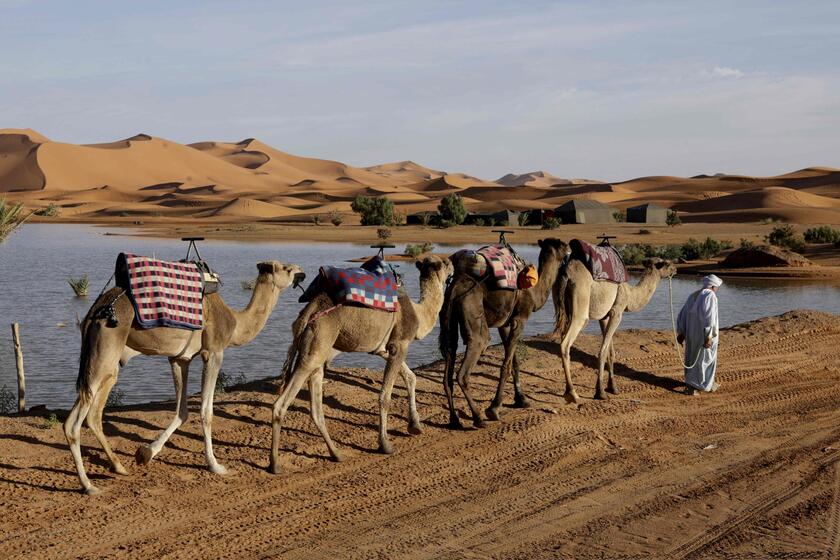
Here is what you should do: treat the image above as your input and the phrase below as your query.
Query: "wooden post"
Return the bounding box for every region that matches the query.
[11,323,24,413]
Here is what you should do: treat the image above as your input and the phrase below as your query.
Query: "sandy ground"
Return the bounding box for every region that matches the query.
[1,309,839,559]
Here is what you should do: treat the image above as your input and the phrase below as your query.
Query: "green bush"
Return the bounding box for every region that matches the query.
[329,211,343,226]
[35,203,59,217]
[0,197,29,243]
[541,217,561,230]
[404,242,435,258]
[666,209,681,227]
[473,218,487,227]
[517,213,530,226]
[438,194,467,225]
[804,225,840,244]
[106,388,125,408]
[612,211,625,223]
[311,215,321,226]
[739,238,755,249]
[215,371,248,394]
[680,237,732,260]
[351,196,395,226]
[0,385,15,415]
[377,227,392,241]
[617,244,648,265]
[638,229,651,235]
[67,274,89,297]
[766,225,805,253]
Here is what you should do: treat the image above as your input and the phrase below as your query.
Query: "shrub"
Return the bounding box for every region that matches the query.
[106,388,125,408]
[760,217,779,225]
[612,211,625,223]
[804,225,840,244]
[473,218,486,227]
[35,203,59,217]
[0,385,15,415]
[377,227,392,241]
[351,196,395,226]
[638,229,651,235]
[67,274,89,297]
[651,245,684,261]
[617,244,648,265]
[43,413,60,429]
[766,225,805,253]
[438,193,467,225]
[404,242,435,258]
[739,238,755,249]
[541,217,561,230]
[418,212,433,226]
[215,371,247,394]
[241,279,256,290]
[311,215,321,226]
[666,209,681,227]
[0,197,29,243]
[394,210,406,226]
[680,237,732,260]
[329,211,343,227]
[515,341,529,363]
[439,219,456,228]
[517,212,530,226]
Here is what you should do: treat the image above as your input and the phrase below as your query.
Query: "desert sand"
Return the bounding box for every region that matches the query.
[0,310,838,558]
[2,129,839,226]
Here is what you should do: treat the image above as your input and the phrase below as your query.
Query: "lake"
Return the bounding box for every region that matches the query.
[1,224,838,408]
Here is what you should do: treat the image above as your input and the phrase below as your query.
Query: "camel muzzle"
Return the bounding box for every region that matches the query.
[293,272,306,290]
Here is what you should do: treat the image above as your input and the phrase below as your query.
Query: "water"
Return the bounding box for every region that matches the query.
[1,224,838,409]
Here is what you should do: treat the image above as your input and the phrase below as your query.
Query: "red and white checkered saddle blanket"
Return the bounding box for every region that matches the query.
[452,244,525,290]
[115,253,204,330]
[569,239,628,284]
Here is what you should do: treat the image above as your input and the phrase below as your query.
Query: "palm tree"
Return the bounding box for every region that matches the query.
[0,198,30,243]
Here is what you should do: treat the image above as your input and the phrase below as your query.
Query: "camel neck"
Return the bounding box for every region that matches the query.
[230,276,279,346]
[624,269,661,313]
[412,275,445,339]
[527,252,561,311]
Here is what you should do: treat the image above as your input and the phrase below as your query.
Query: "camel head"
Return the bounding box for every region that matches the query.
[415,255,454,285]
[641,257,677,279]
[536,238,570,271]
[256,261,306,292]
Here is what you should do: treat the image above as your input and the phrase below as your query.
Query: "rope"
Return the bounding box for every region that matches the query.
[668,276,704,370]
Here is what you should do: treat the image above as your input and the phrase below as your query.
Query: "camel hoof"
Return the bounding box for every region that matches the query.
[330,452,345,463]
[513,396,532,409]
[268,461,282,475]
[112,463,129,476]
[209,464,229,476]
[594,392,609,401]
[135,445,154,466]
[563,392,580,405]
[378,441,395,455]
[408,422,424,435]
[84,486,103,496]
[473,418,486,429]
[447,418,464,430]
[607,386,618,395]
[485,407,501,421]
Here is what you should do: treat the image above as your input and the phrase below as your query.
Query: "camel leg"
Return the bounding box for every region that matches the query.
[607,335,618,394]
[444,349,461,429]
[136,358,190,466]
[85,367,128,475]
[457,313,490,428]
[511,352,530,408]
[270,362,317,474]
[399,362,423,435]
[308,366,342,461]
[199,350,227,475]
[595,313,622,400]
[65,396,97,494]
[487,323,523,421]
[378,344,408,455]
[560,314,587,405]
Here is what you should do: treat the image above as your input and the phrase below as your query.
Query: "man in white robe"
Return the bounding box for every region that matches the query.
[677,274,722,395]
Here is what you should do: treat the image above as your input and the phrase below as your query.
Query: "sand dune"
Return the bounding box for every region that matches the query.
[2,129,838,224]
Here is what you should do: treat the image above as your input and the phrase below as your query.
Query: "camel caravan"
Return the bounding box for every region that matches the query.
[65,234,675,494]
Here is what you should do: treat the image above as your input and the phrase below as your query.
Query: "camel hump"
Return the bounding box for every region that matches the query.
[391,290,419,342]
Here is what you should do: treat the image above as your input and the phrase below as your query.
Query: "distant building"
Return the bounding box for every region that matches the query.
[464,210,520,226]
[554,200,614,224]
[626,203,668,223]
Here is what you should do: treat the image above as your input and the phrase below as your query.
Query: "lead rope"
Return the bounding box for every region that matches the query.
[668,276,704,369]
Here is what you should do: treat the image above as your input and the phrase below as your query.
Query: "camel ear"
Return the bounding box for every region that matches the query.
[641,258,654,268]
[415,260,424,271]
[257,261,276,274]
[537,239,544,248]
[655,260,666,269]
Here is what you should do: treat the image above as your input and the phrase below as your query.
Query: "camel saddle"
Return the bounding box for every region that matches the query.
[452,244,529,290]
[114,253,220,330]
[568,239,628,284]
[298,255,399,312]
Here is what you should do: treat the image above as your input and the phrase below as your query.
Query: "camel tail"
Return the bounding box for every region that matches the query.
[76,288,122,402]
[552,264,570,339]
[438,282,460,382]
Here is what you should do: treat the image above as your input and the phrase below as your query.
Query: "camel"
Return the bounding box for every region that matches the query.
[65,260,304,494]
[552,256,677,403]
[438,238,569,428]
[269,255,453,474]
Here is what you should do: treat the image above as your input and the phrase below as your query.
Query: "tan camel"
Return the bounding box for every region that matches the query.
[438,238,568,428]
[65,260,304,494]
[553,256,676,403]
[269,256,453,474]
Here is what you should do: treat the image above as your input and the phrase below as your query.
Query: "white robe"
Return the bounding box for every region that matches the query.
[676,288,719,391]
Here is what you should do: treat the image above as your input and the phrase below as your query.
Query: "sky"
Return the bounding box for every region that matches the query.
[1,0,838,181]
